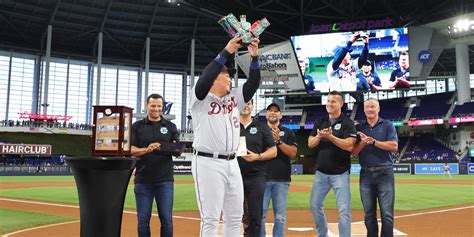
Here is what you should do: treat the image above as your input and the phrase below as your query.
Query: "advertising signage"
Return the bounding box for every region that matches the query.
[449,116,474,124]
[408,119,444,126]
[468,163,474,175]
[350,164,411,174]
[18,111,73,121]
[236,41,306,91]
[308,18,394,34]
[393,164,411,174]
[0,144,52,155]
[173,161,191,174]
[392,121,404,127]
[414,163,459,175]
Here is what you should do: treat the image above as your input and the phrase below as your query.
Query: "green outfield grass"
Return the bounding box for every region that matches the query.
[1,175,472,212]
[0,174,472,235]
[0,208,77,234]
[287,183,474,210]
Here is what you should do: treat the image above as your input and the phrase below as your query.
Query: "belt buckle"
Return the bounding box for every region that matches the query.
[226,154,234,160]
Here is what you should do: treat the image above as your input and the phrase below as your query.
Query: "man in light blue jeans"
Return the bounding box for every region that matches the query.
[310,171,351,237]
[261,181,290,236]
[261,102,298,237]
[308,91,357,237]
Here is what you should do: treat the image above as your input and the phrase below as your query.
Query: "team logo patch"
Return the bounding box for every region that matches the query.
[334,124,341,130]
[250,127,258,134]
[279,131,285,137]
[160,127,169,134]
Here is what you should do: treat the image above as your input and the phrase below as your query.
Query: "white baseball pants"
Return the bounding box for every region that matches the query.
[192,154,244,237]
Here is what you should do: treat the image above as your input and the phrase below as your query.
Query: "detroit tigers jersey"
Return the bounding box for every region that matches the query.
[327,58,359,92]
[190,85,246,154]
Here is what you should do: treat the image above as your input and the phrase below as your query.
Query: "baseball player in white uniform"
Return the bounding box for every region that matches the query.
[327,31,369,92]
[190,35,261,237]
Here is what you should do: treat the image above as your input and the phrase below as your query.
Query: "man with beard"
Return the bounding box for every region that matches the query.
[131,94,179,237]
[261,102,298,237]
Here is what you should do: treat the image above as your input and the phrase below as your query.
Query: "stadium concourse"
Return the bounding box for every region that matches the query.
[1,0,474,237]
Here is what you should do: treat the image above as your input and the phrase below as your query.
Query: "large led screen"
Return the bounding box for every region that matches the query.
[291,27,409,93]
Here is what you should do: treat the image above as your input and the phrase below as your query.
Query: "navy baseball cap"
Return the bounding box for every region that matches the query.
[221,65,236,77]
[362,60,372,66]
[266,102,281,111]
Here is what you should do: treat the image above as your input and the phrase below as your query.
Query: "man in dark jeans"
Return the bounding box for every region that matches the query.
[239,99,277,237]
[131,93,179,237]
[352,98,398,237]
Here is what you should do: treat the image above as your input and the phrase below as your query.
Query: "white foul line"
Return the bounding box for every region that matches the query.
[2,220,80,237]
[1,198,473,236]
[0,197,200,221]
[352,205,474,224]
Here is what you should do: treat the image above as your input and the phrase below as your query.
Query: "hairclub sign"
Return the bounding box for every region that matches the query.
[0,144,52,155]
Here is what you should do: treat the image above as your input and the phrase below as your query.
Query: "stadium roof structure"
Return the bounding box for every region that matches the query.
[0,0,473,73]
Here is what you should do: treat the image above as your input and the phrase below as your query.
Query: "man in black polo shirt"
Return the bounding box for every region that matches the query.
[131,94,179,237]
[239,99,277,237]
[308,90,356,237]
[352,98,398,237]
[261,102,298,237]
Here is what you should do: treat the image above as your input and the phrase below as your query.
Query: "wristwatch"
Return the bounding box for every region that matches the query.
[276,140,283,145]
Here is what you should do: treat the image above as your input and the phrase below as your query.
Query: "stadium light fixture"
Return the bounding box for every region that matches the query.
[448,18,474,39]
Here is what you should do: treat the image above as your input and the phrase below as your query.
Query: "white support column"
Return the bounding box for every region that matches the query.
[144,37,150,108]
[96,32,103,105]
[190,38,195,88]
[42,25,52,114]
[455,43,470,105]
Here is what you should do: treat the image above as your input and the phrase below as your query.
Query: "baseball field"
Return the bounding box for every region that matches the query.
[1,174,473,236]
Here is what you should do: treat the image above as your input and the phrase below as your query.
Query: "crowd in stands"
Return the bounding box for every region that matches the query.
[375,59,397,71]
[369,36,395,51]
[0,120,92,130]
[0,155,66,167]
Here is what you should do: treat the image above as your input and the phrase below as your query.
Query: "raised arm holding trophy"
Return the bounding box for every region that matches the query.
[218,13,270,45]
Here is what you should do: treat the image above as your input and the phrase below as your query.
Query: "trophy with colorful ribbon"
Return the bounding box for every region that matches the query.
[218,13,270,45]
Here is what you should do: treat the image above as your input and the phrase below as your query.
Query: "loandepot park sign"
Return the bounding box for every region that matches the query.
[0,144,52,155]
[308,18,394,33]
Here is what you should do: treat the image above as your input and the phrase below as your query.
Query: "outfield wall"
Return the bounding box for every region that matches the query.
[0,165,71,176]
[1,163,470,176]
[349,163,460,175]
